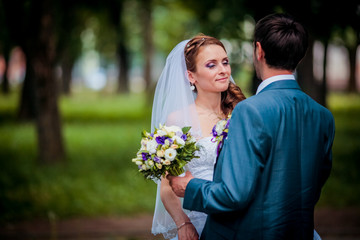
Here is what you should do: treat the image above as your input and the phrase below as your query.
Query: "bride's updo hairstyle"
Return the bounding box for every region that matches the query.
[184,34,246,116]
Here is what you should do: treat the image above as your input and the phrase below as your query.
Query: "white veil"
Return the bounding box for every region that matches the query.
[150,39,236,239]
[151,39,199,239]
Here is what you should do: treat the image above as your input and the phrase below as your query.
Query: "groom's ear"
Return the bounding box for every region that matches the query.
[255,42,264,61]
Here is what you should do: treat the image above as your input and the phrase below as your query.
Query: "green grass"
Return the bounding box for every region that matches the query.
[0,91,359,221]
[0,91,156,221]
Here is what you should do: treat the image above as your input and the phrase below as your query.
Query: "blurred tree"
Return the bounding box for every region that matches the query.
[0,0,37,119]
[212,0,360,105]
[139,0,154,92]
[27,0,65,163]
[346,28,360,93]
[107,0,130,93]
[56,2,83,95]
[1,0,65,163]
[0,1,12,95]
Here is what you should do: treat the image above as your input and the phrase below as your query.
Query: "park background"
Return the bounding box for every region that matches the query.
[0,0,359,239]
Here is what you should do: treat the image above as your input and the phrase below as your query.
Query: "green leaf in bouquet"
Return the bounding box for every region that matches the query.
[182,126,191,134]
[141,130,148,138]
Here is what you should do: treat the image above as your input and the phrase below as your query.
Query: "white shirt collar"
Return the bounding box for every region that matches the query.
[256,74,296,95]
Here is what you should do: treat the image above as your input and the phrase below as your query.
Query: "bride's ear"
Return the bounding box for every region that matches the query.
[187,70,196,84]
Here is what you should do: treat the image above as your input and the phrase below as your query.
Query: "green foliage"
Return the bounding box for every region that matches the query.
[316,93,360,208]
[0,92,155,221]
[0,92,359,221]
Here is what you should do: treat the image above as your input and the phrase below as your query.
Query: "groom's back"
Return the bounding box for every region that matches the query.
[233,83,334,239]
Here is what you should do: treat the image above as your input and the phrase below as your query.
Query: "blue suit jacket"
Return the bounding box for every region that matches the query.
[183,80,335,239]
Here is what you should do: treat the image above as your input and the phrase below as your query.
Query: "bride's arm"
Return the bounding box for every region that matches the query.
[160,176,199,240]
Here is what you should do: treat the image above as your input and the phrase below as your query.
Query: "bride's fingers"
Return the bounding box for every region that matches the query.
[184,171,193,177]
[166,174,173,181]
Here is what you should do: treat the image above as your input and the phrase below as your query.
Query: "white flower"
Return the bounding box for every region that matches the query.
[156,149,165,157]
[172,135,185,146]
[164,139,171,147]
[164,148,177,161]
[140,139,148,150]
[188,136,196,143]
[163,159,171,165]
[215,120,227,135]
[141,139,148,146]
[164,126,182,135]
[146,139,157,154]
[157,129,167,136]
[170,144,179,149]
[132,159,143,165]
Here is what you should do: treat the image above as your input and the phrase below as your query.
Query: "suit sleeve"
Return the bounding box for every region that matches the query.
[183,101,270,214]
[319,111,335,191]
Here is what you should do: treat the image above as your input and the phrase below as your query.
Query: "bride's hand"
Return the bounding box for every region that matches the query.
[177,222,199,240]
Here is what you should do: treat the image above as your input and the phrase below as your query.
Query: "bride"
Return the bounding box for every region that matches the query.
[150,34,245,239]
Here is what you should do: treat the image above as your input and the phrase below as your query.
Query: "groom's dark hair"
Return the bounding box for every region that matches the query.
[254,13,308,71]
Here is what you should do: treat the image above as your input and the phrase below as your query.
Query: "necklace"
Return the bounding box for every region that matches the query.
[196,104,224,120]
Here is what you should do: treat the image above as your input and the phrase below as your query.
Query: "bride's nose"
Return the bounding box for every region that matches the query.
[218,64,229,75]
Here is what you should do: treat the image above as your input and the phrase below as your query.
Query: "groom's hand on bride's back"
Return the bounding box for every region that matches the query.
[167,171,194,198]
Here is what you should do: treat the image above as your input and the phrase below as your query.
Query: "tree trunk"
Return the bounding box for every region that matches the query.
[297,37,326,106]
[117,43,129,93]
[320,41,328,108]
[347,44,357,93]
[18,56,37,121]
[30,1,65,164]
[141,0,153,91]
[117,0,129,94]
[61,50,74,95]
[1,50,10,94]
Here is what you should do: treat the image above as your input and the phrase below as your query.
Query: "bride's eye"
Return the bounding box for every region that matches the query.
[206,63,216,69]
[223,60,229,65]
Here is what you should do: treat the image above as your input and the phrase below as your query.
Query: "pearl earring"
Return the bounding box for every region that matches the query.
[190,84,195,91]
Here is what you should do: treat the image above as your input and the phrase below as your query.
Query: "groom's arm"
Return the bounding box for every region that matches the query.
[183,101,269,214]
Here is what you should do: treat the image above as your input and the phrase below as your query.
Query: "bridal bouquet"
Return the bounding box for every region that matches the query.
[212,113,232,156]
[132,125,199,181]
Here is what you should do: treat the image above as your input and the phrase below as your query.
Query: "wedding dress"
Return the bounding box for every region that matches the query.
[151,136,217,239]
[183,136,217,236]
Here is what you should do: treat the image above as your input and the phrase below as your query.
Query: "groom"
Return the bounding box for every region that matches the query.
[168,13,335,239]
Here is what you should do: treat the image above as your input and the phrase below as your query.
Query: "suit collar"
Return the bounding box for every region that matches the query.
[258,79,301,94]
[256,74,295,94]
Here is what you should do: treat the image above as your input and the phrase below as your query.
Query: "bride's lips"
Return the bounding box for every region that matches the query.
[216,77,229,82]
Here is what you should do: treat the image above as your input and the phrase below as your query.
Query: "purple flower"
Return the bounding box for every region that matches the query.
[156,136,166,145]
[142,152,149,161]
[154,156,161,163]
[225,119,230,128]
[212,125,217,137]
[156,136,173,145]
[181,134,187,141]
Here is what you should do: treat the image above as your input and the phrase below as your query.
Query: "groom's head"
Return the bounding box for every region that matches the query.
[254,13,308,72]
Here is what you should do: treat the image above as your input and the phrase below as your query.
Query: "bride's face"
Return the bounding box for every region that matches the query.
[188,44,231,94]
